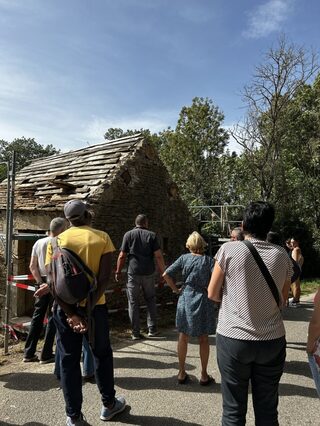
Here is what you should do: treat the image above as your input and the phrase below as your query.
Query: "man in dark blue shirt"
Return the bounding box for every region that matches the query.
[116,214,165,339]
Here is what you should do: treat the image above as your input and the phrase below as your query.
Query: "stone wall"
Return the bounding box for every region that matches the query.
[92,143,195,259]
[0,143,196,318]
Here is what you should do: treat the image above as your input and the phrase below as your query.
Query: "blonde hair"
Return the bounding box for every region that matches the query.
[186,231,207,254]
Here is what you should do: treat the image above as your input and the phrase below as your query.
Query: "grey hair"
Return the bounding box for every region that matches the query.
[49,217,68,234]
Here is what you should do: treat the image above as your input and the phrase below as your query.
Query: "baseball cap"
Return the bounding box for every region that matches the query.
[64,200,87,219]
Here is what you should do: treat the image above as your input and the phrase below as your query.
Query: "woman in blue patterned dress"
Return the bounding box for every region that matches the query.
[163,231,216,385]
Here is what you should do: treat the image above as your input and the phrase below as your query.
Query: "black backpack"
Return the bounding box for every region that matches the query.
[47,238,98,347]
[48,238,97,305]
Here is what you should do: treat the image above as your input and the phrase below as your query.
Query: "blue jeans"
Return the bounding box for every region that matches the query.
[308,354,320,397]
[54,335,95,379]
[126,273,157,335]
[53,304,116,418]
[217,333,286,426]
[24,293,56,360]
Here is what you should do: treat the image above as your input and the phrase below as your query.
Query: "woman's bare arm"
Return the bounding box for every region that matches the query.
[162,272,180,294]
[307,288,320,353]
[208,262,225,302]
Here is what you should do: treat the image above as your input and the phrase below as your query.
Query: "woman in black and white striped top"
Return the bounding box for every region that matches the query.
[208,201,292,426]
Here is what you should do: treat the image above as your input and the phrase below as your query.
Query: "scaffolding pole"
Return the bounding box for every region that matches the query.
[4,151,16,354]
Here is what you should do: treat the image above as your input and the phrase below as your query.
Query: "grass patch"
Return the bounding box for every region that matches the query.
[301,278,320,296]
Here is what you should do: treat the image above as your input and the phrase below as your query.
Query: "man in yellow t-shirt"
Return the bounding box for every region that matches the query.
[48,200,126,425]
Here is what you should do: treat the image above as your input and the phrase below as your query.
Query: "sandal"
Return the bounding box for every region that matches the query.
[178,373,190,384]
[199,375,216,386]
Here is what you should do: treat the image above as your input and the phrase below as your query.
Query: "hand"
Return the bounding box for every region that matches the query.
[159,276,166,285]
[115,272,121,282]
[34,283,50,298]
[306,340,317,355]
[66,314,88,333]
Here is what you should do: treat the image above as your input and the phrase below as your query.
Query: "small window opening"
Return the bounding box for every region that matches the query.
[121,170,131,185]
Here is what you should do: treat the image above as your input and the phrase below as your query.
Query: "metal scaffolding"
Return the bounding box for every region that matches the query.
[1,151,16,354]
[189,204,244,237]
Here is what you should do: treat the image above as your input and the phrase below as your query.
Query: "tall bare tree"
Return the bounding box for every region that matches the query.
[232,36,319,201]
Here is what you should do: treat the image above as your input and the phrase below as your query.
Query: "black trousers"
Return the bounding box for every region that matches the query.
[216,333,286,426]
[54,304,115,418]
[24,292,56,360]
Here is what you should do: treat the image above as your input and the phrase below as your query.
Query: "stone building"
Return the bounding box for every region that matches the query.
[0,134,195,317]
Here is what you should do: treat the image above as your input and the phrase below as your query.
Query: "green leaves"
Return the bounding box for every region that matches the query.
[0,137,60,181]
[159,97,229,205]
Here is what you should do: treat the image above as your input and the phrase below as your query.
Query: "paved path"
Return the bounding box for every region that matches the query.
[0,297,318,426]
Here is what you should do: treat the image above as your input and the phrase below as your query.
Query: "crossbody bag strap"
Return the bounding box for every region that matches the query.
[242,240,280,307]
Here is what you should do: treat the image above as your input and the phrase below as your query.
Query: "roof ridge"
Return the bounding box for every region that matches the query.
[73,133,144,153]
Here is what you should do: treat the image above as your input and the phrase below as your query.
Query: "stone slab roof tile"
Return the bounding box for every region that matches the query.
[0,134,145,211]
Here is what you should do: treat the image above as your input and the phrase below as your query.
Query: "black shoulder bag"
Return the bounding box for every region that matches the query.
[242,240,280,308]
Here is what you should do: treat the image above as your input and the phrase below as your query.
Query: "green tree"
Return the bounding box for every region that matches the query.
[159,97,229,205]
[104,127,161,149]
[0,137,60,181]
[283,75,320,229]
[104,128,126,140]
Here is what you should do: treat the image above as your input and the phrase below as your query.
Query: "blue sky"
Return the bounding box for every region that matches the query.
[0,0,319,151]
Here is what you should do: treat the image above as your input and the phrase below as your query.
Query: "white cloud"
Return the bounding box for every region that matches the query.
[243,0,293,39]
[85,112,176,145]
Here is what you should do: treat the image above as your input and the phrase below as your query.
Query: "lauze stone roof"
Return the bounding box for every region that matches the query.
[0,134,147,211]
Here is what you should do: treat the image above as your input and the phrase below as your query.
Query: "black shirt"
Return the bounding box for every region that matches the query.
[120,227,160,275]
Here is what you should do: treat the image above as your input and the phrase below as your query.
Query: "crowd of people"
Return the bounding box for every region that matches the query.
[24,199,318,425]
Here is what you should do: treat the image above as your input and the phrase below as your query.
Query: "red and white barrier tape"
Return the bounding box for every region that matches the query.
[1,323,19,341]
[2,298,175,341]
[10,281,172,294]
[11,282,37,292]
[8,274,34,281]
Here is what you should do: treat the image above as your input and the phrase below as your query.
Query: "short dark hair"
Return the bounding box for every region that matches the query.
[135,214,148,227]
[266,231,282,246]
[242,201,275,240]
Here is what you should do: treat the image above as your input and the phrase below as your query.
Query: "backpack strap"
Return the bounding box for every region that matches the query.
[242,240,280,307]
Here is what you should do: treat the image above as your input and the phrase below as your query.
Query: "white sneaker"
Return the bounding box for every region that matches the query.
[66,413,88,425]
[148,330,160,337]
[100,396,126,421]
[288,300,301,308]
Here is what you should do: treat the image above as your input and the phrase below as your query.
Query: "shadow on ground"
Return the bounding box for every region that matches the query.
[0,423,48,426]
[115,375,219,394]
[282,303,313,323]
[112,405,203,426]
[286,341,307,351]
[284,360,313,378]
[279,382,318,398]
[0,372,59,391]
[114,356,195,371]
